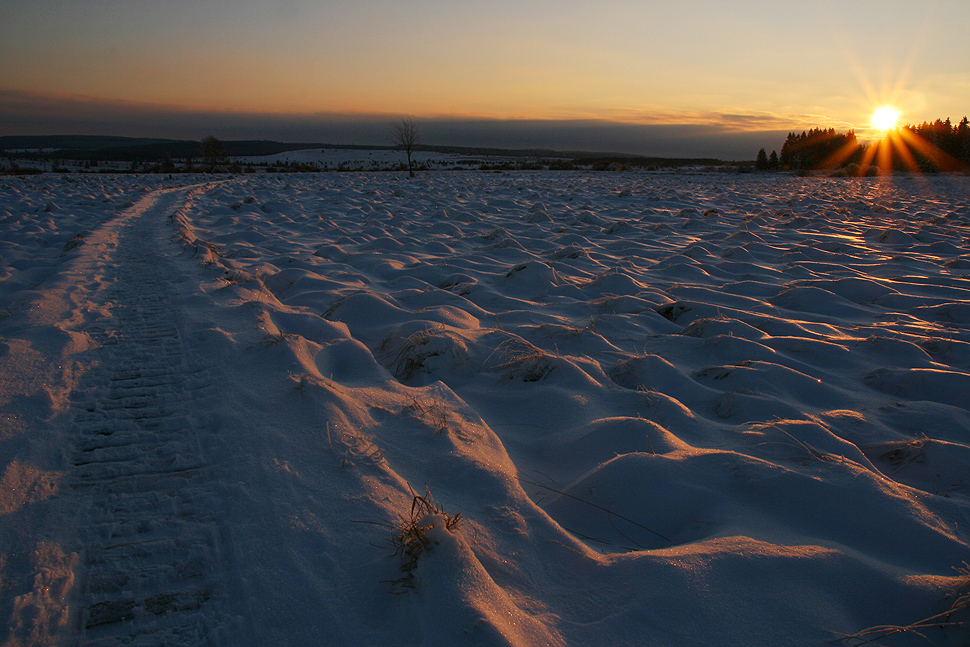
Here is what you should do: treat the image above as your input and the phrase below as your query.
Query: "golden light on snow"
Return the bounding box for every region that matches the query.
[871,106,901,132]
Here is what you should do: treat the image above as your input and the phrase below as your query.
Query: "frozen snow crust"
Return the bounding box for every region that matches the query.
[2,171,969,645]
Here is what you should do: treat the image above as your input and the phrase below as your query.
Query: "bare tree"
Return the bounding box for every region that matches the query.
[391,118,420,178]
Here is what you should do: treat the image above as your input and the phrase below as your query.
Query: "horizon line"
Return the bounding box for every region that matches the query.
[0,88,909,160]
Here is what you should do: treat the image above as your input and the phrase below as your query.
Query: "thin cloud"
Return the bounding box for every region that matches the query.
[596,106,856,133]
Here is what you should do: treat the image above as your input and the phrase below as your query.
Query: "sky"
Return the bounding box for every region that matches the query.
[1,0,968,159]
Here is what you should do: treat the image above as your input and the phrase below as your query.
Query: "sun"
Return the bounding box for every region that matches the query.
[871,106,901,132]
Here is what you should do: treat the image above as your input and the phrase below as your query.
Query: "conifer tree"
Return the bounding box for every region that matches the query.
[756,148,769,170]
[957,117,970,165]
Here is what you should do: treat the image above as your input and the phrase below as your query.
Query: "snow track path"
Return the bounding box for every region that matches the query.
[65,187,236,646]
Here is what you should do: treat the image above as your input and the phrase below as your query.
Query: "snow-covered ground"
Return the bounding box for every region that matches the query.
[231,147,521,170]
[2,171,969,646]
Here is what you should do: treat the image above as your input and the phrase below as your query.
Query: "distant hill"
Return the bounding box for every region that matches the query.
[0,135,178,151]
[1,135,730,168]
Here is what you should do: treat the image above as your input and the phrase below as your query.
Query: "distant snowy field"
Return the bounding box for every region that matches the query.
[232,147,522,170]
[2,171,969,646]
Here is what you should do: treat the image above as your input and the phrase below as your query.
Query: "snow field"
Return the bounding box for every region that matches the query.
[171,171,970,645]
[1,170,969,646]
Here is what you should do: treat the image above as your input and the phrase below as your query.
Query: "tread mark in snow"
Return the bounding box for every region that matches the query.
[66,189,233,646]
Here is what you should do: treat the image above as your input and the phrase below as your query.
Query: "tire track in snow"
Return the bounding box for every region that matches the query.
[65,187,235,646]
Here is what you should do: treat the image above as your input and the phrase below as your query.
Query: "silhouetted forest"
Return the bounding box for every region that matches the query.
[900,118,970,171]
[781,128,862,170]
[757,117,970,173]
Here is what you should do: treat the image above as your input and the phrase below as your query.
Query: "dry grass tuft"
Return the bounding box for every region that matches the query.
[253,331,296,348]
[392,487,462,574]
[490,338,554,382]
[385,329,436,382]
[402,395,451,436]
[222,270,254,286]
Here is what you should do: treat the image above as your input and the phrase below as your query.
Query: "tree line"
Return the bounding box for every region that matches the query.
[902,118,970,171]
[756,117,970,173]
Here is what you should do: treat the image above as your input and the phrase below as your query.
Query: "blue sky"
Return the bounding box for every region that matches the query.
[2,0,968,158]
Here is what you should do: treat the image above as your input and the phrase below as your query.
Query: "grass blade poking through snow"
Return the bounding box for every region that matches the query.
[837,563,970,645]
[515,475,674,546]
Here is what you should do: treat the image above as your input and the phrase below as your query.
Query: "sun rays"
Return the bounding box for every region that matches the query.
[788,114,968,178]
[823,31,970,176]
[791,52,968,177]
